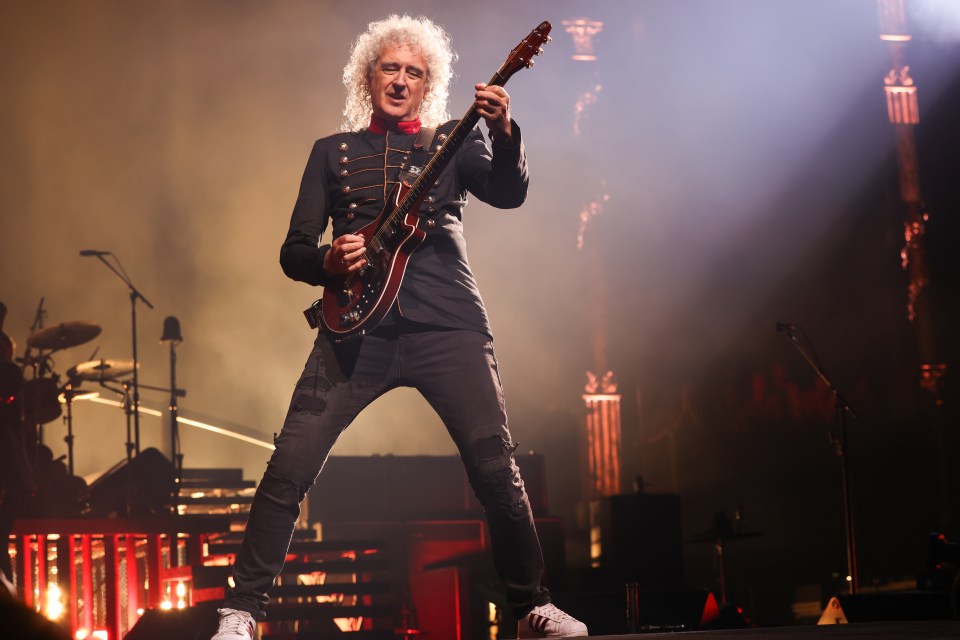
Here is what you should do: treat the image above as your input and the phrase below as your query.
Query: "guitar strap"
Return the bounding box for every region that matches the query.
[397,126,437,185]
[414,125,437,151]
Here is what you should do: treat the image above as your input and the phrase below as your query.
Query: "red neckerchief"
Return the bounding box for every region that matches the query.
[368,114,422,135]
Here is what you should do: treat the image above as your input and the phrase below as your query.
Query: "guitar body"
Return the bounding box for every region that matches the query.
[319,182,426,338]
[315,20,551,340]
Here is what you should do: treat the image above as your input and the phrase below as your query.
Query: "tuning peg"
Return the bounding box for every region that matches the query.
[526,60,535,69]
[536,48,544,56]
[546,36,553,43]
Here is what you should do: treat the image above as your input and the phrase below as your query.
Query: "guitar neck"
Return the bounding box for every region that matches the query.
[420,67,515,178]
[388,68,515,222]
[377,20,551,239]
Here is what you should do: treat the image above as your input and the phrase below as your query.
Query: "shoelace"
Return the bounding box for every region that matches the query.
[533,604,571,622]
[218,611,253,635]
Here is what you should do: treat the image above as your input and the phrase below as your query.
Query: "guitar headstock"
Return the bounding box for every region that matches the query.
[497,21,552,81]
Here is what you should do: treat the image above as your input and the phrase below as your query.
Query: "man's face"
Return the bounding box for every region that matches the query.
[369,44,427,123]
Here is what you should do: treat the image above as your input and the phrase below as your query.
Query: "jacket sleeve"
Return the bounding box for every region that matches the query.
[279,140,333,286]
[456,120,529,209]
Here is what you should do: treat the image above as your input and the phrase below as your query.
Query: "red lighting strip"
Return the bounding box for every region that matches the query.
[584,393,622,496]
[82,535,94,635]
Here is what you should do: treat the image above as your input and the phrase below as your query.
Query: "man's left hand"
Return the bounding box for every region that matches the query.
[474,83,512,143]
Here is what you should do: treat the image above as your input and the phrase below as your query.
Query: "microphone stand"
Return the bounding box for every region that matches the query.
[87,253,153,457]
[168,344,183,491]
[159,316,185,505]
[99,380,136,464]
[779,324,859,594]
[98,378,136,515]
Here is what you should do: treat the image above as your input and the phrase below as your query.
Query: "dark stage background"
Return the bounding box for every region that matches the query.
[2,0,959,626]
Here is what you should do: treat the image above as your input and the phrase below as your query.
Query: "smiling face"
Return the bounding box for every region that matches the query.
[369,44,427,124]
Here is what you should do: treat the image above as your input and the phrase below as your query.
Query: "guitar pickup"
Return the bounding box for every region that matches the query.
[340,309,361,326]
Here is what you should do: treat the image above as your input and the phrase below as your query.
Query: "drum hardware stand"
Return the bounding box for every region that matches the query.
[101,373,185,510]
[687,509,762,605]
[711,508,760,604]
[23,297,47,449]
[778,322,860,594]
[56,378,100,477]
[98,378,139,516]
[60,382,78,476]
[83,251,154,456]
[101,380,138,464]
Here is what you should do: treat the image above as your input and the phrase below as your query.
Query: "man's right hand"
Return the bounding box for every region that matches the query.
[324,233,368,274]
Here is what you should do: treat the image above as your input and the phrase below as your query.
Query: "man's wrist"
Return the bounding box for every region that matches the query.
[490,119,520,148]
[319,244,333,272]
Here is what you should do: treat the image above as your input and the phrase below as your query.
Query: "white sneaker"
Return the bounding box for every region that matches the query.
[519,603,588,638]
[212,608,256,640]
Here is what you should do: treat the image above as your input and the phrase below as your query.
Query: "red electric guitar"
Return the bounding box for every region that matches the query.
[316,21,552,340]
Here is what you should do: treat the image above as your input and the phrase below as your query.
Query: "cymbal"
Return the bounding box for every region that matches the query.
[27,322,102,351]
[68,358,136,382]
[58,387,100,402]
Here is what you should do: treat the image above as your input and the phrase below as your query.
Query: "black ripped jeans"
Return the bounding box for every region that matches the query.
[224,322,550,619]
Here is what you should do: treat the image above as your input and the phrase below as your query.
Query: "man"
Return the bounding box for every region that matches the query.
[213,15,587,639]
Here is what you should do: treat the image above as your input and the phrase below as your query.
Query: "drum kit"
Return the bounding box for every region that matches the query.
[21,319,138,477]
[1,252,189,519]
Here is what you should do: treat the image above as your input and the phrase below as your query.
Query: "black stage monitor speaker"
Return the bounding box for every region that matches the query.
[0,596,72,640]
[819,591,954,624]
[87,447,176,517]
[593,492,684,589]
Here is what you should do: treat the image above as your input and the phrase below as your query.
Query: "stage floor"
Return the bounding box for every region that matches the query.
[591,621,960,640]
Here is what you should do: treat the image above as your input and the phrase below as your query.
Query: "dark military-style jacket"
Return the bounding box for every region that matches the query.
[279,120,528,337]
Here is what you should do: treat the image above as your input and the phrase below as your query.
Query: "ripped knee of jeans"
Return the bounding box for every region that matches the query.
[260,469,311,507]
[293,375,330,415]
[468,435,530,518]
[292,374,330,415]
[293,393,326,415]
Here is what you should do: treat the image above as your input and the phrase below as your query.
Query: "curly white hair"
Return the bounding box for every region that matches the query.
[341,15,457,131]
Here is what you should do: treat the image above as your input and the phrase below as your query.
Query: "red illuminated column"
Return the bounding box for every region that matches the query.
[584,373,622,497]
[81,535,94,636]
[878,0,937,372]
[878,0,950,526]
[580,193,621,498]
[566,17,623,499]
[562,18,603,62]
[563,18,604,136]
